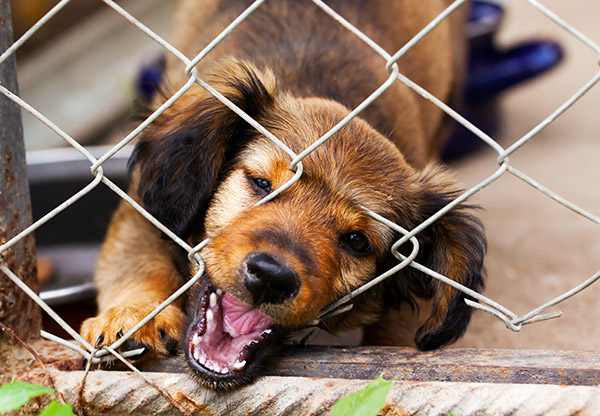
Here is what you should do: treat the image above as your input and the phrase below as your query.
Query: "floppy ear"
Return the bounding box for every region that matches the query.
[396,164,486,350]
[129,60,277,239]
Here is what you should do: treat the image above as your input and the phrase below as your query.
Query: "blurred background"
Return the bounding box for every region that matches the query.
[452,0,600,351]
[9,0,600,351]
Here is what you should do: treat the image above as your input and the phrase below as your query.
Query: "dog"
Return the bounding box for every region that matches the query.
[80,0,485,390]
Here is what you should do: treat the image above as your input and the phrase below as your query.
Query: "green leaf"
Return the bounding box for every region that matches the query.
[39,400,76,416]
[0,381,54,412]
[331,375,395,416]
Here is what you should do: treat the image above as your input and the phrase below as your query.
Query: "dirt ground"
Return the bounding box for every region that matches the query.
[452,0,600,351]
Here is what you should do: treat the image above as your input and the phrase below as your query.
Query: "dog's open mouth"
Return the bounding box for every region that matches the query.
[184,282,282,387]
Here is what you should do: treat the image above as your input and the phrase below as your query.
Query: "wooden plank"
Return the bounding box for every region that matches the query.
[139,345,600,386]
[0,0,40,342]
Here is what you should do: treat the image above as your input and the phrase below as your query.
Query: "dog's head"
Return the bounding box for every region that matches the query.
[131,60,485,389]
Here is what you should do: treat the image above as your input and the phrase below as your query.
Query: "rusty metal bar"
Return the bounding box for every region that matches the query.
[11,342,600,415]
[20,366,600,416]
[0,0,40,342]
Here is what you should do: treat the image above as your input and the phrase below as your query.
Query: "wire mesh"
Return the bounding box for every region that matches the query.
[1,0,599,385]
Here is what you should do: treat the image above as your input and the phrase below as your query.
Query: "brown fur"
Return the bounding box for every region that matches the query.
[80,0,484,389]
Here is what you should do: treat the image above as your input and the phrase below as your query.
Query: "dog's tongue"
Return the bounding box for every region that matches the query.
[189,290,276,375]
[222,293,273,336]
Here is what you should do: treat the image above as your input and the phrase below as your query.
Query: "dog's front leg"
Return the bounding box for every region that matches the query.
[80,198,186,360]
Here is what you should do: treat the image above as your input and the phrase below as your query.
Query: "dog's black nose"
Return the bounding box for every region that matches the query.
[244,252,300,304]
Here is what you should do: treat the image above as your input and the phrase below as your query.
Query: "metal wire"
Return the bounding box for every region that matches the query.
[1,0,599,393]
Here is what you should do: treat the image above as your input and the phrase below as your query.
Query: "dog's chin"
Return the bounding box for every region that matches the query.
[183,280,285,390]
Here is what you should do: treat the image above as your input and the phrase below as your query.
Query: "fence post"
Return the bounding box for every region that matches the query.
[0,0,41,343]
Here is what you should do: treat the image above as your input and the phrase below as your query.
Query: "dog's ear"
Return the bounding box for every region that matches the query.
[130,60,277,239]
[389,164,486,350]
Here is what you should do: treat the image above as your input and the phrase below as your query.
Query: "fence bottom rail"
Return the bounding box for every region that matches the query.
[7,341,600,415]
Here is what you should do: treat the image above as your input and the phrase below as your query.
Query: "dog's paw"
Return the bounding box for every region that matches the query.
[80,302,184,361]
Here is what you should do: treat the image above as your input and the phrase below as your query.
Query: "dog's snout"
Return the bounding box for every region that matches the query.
[244,252,300,304]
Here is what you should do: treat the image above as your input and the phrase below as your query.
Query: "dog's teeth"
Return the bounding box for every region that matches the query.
[199,355,206,366]
[233,360,246,371]
[192,333,201,346]
[216,289,223,296]
[224,324,239,338]
[193,350,199,361]
[220,367,229,374]
[261,329,271,337]
[206,309,214,322]
[210,292,217,308]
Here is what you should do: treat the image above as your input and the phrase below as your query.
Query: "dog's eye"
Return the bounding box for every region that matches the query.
[341,232,373,256]
[254,178,271,190]
[250,177,273,195]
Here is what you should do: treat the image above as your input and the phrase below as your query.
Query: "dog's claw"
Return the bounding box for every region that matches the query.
[164,336,178,355]
[95,334,104,348]
[158,328,177,354]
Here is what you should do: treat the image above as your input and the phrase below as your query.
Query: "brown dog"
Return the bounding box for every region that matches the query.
[80,0,484,390]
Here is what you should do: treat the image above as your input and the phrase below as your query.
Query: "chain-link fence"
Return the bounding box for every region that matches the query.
[1,0,599,404]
